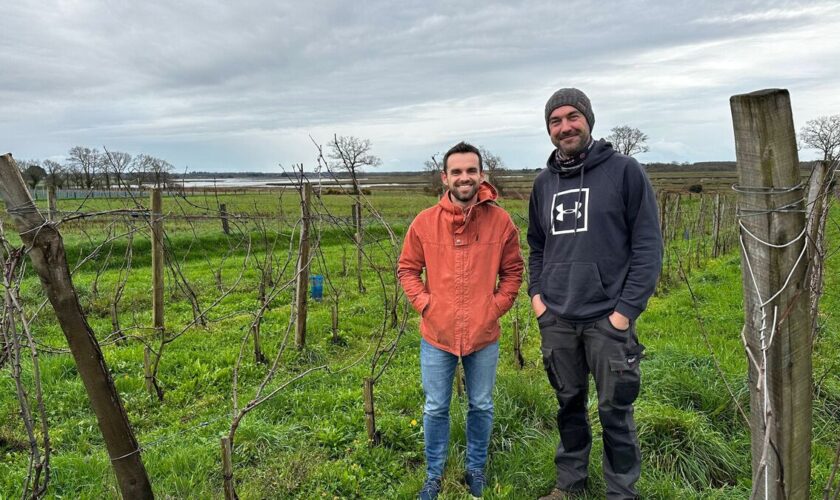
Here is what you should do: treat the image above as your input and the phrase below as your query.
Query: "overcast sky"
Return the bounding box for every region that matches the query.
[3,0,839,172]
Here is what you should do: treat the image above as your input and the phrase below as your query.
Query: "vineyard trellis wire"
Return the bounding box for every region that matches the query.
[3,147,839,497]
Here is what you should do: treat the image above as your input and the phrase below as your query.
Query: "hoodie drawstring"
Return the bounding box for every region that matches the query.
[574,163,585,235]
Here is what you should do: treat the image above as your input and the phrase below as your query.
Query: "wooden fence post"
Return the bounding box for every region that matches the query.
[294,182,312,349]
[0,154,153,499]
[221,436,238,499]
[220,203,230,235]
[48,185,57,221]
[331,298,340,343]
[152,189,164,335]
[730,89,811,500]
[363,377,381,445]
[659,192,669,245]
[147,189,165,400]
[671,194,681,243]
[252,273,267,364]
[805,160,834,343]
[354,202,365,293]
[513,310,524,369]
[712,193,722,258]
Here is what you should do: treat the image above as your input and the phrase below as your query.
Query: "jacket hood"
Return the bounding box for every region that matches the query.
[438,180,498,214]
[547,138,616,177]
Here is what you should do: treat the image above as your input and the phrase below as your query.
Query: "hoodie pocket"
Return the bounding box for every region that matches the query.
[542,262,610,312]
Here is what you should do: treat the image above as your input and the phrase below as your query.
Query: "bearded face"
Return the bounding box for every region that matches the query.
[548,105,591,157]
[441,152,484,207]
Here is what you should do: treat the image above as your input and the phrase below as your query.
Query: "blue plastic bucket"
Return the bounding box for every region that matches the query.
[310,274,324,301]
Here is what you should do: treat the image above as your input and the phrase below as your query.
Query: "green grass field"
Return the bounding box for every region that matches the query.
[1,189,838,499]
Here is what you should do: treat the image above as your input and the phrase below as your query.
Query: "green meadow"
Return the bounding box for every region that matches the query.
[1,189,838,499]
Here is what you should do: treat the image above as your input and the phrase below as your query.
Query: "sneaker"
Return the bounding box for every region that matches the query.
[464,469,487,497]
[418,476,442,500]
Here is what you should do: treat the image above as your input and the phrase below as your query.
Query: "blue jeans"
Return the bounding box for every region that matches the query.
[420,338,499,479]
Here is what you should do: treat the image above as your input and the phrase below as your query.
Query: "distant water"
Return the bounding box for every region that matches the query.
[178,177,304,187]
[177,177,407,188]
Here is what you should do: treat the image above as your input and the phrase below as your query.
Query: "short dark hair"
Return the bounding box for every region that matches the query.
[442,141,483,173]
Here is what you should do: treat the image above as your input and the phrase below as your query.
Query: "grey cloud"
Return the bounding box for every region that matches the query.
[2,0,839,169]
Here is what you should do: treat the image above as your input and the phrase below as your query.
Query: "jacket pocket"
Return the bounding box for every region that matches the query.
[541,262,609,312]
[422,294,442,343]
[491,293,504,319]
[477,293,501,342]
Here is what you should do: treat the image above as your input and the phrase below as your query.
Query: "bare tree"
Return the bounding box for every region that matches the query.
[103,150,133,188]
[66,146,101,189]
[607,125,650,157]
[799,114,840,162]
[99,156,112,190]
[479,146,506,195]
[133,154,173,188]
[64,161,83,188]
[149,156,174,188]
[422,153,444,196]
[43,160,65,188]
[328,135,381,197]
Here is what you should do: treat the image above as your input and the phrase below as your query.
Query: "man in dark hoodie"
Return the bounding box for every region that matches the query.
[528,88,662,500]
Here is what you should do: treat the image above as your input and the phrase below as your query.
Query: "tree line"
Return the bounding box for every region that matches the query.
[15,147,176,190]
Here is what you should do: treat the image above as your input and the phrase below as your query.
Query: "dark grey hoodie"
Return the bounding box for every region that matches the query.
[527,139,662,322]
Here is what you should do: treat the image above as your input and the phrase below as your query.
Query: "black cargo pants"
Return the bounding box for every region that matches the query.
[539,312,644,500]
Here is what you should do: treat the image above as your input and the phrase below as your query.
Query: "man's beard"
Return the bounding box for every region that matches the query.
[450,182,479,202]
[552,130,590,157]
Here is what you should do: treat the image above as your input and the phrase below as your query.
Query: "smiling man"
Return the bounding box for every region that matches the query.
[528,89,662,500]
[398,141,523,499]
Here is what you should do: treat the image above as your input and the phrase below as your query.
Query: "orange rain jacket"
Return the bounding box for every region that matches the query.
[398,182,524,356]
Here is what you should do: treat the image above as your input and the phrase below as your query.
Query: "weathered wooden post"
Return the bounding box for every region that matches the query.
[48,185,57,221]
[331,297,340,343]
[145,188,165,400]
[658,192,669,245]
[151,189,164,334]
[363,377,381,445]
[354,202,365,293]
[221,436,237,499]
[730,89,811,500]
[0,154,154,499]
[805,159,834,342]
[220,203,230,235]
[143,346,154,395]
[512,309,524,369]
[252,272,267,364]
[712,193,722,258]
[671,194,681,243]
[294,182,312,349]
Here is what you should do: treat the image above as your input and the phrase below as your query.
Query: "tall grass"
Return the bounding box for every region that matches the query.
[0,191,838,498]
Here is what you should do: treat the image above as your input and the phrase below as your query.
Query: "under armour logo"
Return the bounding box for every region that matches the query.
[555,202,583,222]
[551,188,589,235]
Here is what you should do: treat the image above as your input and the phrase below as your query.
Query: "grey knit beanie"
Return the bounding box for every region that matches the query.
[544,88,594,131]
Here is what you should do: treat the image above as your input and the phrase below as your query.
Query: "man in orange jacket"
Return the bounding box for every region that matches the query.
[398,141,524,499]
